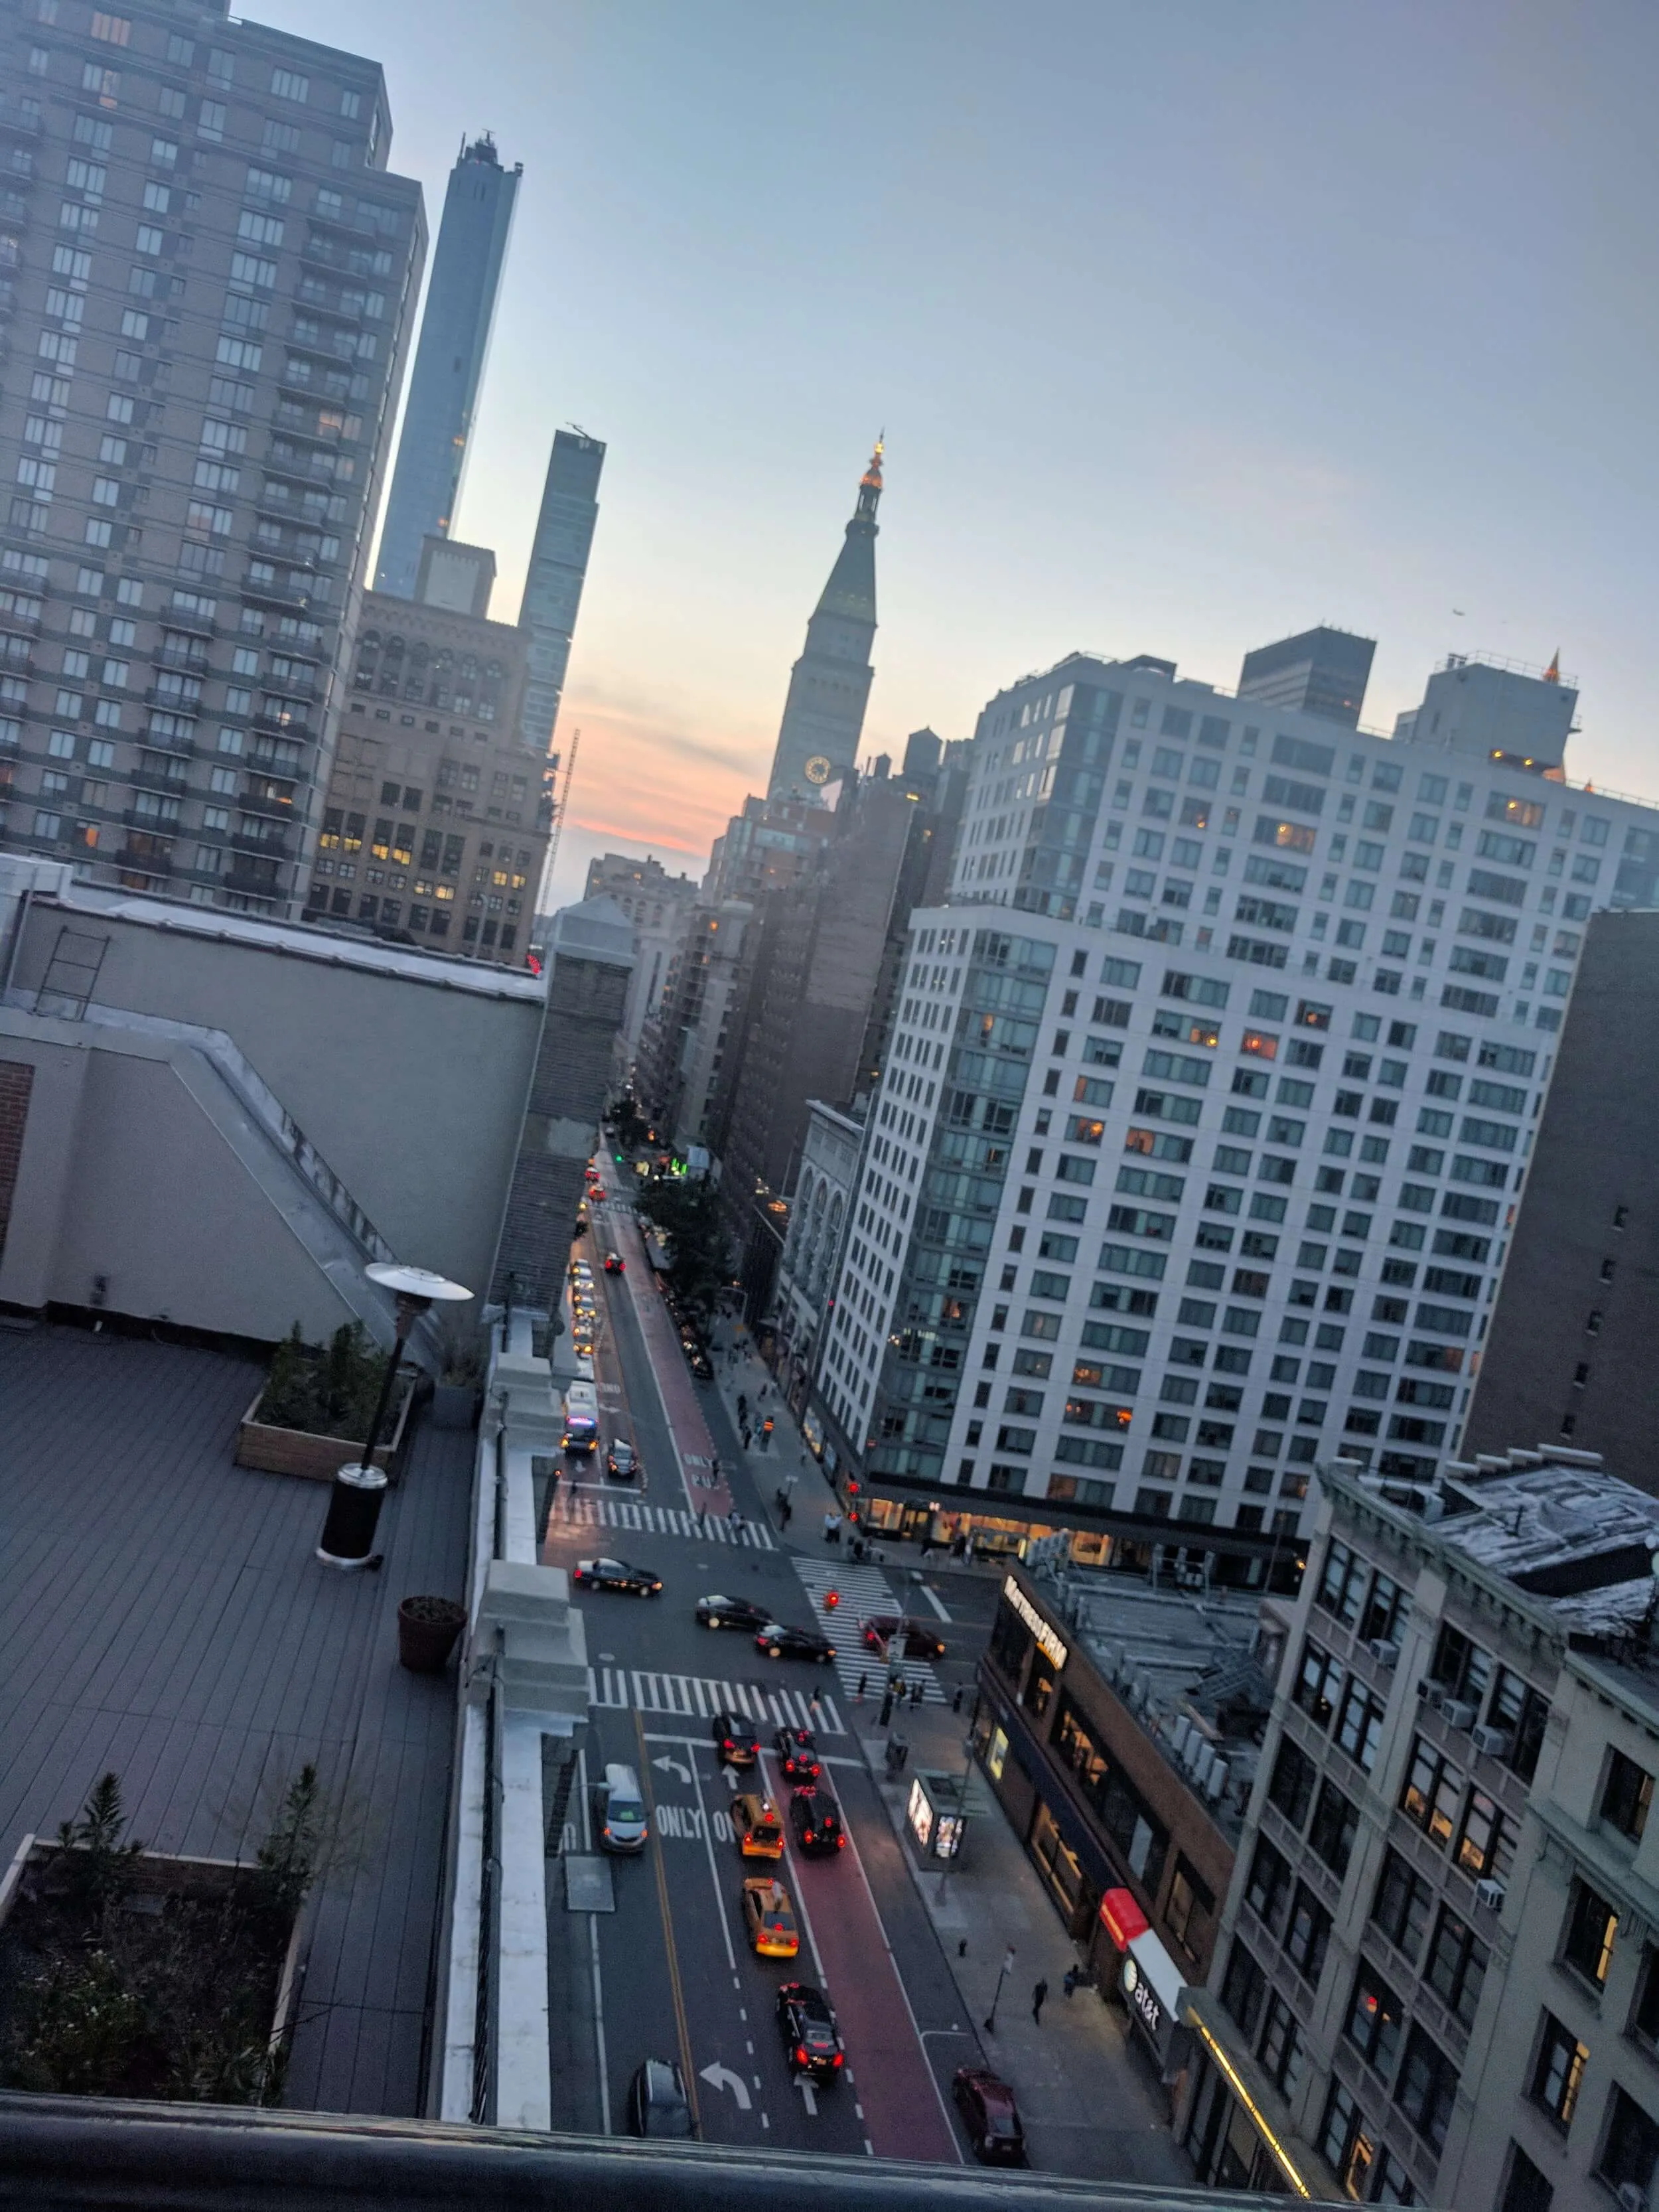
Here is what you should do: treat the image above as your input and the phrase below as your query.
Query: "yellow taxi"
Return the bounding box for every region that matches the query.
[731,1794,785,1860]
[741,1877,800,1959]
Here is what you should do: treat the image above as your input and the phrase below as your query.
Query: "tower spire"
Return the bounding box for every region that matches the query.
[764,443,883,801]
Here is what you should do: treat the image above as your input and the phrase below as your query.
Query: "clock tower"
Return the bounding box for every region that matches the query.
[766,443,883,803]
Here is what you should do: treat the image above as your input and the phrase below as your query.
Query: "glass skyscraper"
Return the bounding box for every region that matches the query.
[373,133,518,601]
[517,426,603,758]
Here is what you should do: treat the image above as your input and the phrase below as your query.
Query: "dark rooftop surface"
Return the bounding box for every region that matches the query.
[0,1325,473,2116]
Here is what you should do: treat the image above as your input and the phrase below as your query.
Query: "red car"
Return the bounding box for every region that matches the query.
[953,2067,1027,2165]
[861,1614,947,1661]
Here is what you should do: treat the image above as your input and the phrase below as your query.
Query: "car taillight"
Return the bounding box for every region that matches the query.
[836,1834,846,1848]
[796,2046,808,2065]
[723,1737,733,1747]
[833,2052,843,2066]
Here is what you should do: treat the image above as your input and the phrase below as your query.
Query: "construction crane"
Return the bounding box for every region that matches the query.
[542,725,581,895]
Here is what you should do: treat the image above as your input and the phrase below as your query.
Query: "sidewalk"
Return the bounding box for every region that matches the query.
[851,1696,1191,2186]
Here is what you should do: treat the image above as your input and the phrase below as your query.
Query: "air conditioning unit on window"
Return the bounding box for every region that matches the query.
[1366,1639,1400,1667]
[1416,1678,1445,1708]
[1440,1698,1479,1730]
[1471,1722,1513,1759]
[1475,1878,1506,1913]
[1617,2183,1649,2212]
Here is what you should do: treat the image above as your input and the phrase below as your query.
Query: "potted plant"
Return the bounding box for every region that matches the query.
[397,1595,467,1674]
[236,1321,414,1483]
[431,1317,486,1430]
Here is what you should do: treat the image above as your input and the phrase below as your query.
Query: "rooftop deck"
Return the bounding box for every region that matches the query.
[0,1324,473,2116]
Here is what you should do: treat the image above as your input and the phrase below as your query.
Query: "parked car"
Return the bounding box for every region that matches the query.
[573,1558,663,1596]
[626,2057,695,2139]
[731,1793,785,1859]
[594,1762,648,1854]
[953,2067,1027,2165]
[788,1782,845,1857]
[606,1439,640,1481]
[695,1595,772,1633]
[861,1614,947,1660]
[682,1339,714,1381]
[711,1710,760,1767]
[774,1725,820,1781]
[776,1983,844,2081]
[741,1877,799,1958]
[754,1622,836,1663]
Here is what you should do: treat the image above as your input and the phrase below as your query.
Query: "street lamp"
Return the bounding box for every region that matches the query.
[316,1262,473,1572]
[983,1944,1016,2034]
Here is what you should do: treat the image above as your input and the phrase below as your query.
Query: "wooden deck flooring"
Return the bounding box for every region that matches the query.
[0,1325,474,2116]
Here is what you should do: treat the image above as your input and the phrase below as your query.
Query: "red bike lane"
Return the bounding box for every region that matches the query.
[595,1171,733,1519]
[764,1751,962,2166]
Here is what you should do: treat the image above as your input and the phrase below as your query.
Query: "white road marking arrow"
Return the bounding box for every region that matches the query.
[699,2062,752,2110]
[652,1753,693,1784]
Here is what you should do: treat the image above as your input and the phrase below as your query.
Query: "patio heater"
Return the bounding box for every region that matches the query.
[316,1262,472,1572]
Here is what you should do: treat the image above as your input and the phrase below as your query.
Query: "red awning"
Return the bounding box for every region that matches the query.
[1100,1887,1149,1951]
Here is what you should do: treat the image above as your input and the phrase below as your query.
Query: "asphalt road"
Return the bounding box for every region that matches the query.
[541,1192,993,2163]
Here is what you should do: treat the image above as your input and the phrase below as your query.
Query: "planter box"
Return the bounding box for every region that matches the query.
[0,1836,303,2095]
[234,1376,413,1484]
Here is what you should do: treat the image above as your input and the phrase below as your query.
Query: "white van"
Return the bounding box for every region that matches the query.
[596,1761,648,1854]
[563,1378,599,1453]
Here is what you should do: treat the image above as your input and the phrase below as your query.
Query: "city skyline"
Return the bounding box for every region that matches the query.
[257,0,1659,907]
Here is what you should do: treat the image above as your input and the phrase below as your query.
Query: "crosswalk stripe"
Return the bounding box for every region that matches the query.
[790,1557,948,1705]
[586,1665,845,1735]
[546,1492,774,1550]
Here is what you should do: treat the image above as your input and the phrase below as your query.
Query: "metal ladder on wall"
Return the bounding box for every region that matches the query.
[32,926,109,1019]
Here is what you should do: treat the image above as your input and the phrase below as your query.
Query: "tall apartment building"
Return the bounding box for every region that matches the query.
[637,794,837,1152]
[0,0,425,917]
[1183,1447,1659,2211]
[581,849,698,1067]
[812,639,1659,1564]
[372,133,518,600]
[717,737,966,1197]
[303,533,545,962]
[517,425,603,763]
[1463,908,1659,1491]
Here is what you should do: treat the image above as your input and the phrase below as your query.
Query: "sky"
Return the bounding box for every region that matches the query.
[263,0,1659,907]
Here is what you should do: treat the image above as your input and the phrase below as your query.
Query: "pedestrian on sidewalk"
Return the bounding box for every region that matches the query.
[740,1424,752,1449]
[952,1685,965,1713]
[909,1677,924,1710]
[737,1394,748,1421]
[1032,1978,1048,2025]
[780,1499,792,1528]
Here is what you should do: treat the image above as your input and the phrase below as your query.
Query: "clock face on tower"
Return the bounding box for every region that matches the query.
[804,755,834,786]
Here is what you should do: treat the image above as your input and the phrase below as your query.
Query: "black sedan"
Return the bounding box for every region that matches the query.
[626,2057,696,2139]
[755,1622,836,1663]
[711,1710,760,1767]
[776,1982,843,2082]
[573,1557,663,1596]
[774,1725,820,1782]
[682,1339,715,1380]
[788,1782,845,1857]
[695,1594,772,1633]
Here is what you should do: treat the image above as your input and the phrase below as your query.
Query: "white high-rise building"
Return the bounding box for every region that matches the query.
[812,640,1659,1569]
